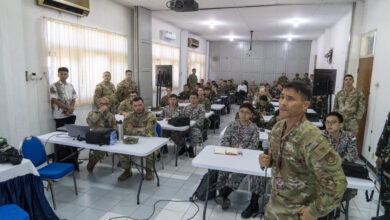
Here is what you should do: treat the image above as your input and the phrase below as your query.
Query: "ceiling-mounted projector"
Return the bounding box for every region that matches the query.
[166,0,199,12]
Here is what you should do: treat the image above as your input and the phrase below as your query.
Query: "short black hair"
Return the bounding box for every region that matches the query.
[284,81,312,101]
[190,91,198,97]
[239,103,254,113]
[58,67,69,73]
[260,95,268,102]
[130,90,138,95]
[325,112,344,123]
[169,94,177,99]
[125,70,132,73]
[223,80,227,83]
[178,95,186,100]
[228,80,232,83]
[344,74,354,80]
[196,83,201,86]
[204,87,211,91]
[132,96,143,103]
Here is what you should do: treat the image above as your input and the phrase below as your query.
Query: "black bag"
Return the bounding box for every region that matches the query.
[86,128,115,146]
[168,117,190,127]
[342,161,370,180]
[191,170,219,201]
[209,115,220,129]
[0,137,22,165]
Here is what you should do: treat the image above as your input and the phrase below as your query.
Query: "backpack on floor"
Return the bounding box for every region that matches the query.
[191,170,219,201]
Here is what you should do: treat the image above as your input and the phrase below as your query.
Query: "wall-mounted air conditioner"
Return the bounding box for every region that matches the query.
[188,38,199,48]
[37,0,90,17]
[160,30,177,41]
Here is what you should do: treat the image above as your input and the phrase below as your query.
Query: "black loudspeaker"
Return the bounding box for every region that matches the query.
[313,69,337,96]
[155,65,172,87]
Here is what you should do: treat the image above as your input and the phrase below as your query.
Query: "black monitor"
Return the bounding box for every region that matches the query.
[313,69,337,96]
[155,65,172,87]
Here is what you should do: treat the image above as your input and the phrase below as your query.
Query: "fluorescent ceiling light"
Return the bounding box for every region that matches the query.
[209,21,215,29]
[293,19,300,28]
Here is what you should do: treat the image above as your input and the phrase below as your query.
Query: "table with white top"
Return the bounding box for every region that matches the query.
[0,159,39,182]
[211,104,225,116]
[271,101,279,107]
[38,132,169,204]
[307,108,316,114]
[178,102,191,107]
[192,145,375,220]
[151,110,163,116]
[263,115,273,123]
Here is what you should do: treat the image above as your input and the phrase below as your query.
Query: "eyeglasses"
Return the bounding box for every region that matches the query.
[325,120,338,125]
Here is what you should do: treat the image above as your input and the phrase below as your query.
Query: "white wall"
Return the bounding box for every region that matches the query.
[355,0,390,166]
[0,0,133,148]
[209,40,312,83]
[311,11,352,94]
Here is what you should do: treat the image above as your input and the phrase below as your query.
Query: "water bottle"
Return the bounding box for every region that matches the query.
[117,120,123,141]
[263,138,270,155]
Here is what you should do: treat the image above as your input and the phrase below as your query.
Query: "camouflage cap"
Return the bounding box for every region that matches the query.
[123,137,139,144]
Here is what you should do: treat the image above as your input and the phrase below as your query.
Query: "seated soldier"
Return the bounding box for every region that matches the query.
[159,87,172,108]
[117,91,138,117]
[256,95,275,116]
[235,99,265,128]
[122,97,158,181]
[211,84,219,102]
[86,97,117,173]
[198,87,211,140]
[179,84,191,101]
[159,94,186,153]
[266,110,281,130]
[179,92,205,158]
[204,87,215,103]
[216,103,267,218]
[272,83,282,99]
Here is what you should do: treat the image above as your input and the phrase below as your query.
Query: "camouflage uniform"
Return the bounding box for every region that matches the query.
[198,97,211,112]
[266,117,277,130]
[93,81,116,109]
[235,110,265,128]
[159,95,169,107]
[188,74,198,89]
[323,129,358,201]
[86,110,117,162]
[116,79,138,104]
[272,89,281,100]
[218,120,267,195]
[265,116,347,219]
[256,102,275,116]
[302,77,311,86]
[179,91,191,100]
[122,110,157,170]
[181,104,205,147]
[334,88,366,136]
[248,84,258,97]
[265,92,273,102]
[117,98,133,115]
[277,76,289,86]
[311,95,328,119]
[160,106,186,149]
[375,111,390,214]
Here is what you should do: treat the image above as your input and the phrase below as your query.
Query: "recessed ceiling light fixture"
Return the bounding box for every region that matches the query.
[293,19,300,28]
[229,34,234,41]
[209,21,215,29]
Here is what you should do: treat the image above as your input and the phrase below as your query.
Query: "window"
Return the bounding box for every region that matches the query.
[152,43,180,90]
[44,18,128,105]
[188,51,206,81]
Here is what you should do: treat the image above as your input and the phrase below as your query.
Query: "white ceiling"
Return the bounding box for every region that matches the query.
[115,0,356,41]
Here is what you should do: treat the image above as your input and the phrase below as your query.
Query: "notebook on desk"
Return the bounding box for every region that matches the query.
[214,147,239,155]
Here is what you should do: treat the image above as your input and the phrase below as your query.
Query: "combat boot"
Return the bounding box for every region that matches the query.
[86,158,98,173]
[215,186,233,210]
[241,193,260,218]
[145,169,154,181]
[188,146,195,158]
[117,169,132,181]
[371,210,390,220]
[178,145,187,156]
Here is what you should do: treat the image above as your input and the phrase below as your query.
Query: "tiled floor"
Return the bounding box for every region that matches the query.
[48,104,383,220]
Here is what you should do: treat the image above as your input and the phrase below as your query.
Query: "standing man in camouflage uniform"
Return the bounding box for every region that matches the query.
[50,67,79,169]
[122,97,157,181]
[159,87,172,108]
[86,97,117,174]
[373,111,390,220]
[117,91,138,118]
[277,72,289,86]
[216,103,267,218]
[180,92,205,157]
[256,95,275,116]
[334,74,366,136]
[235,99,265,128]
[187,68,198,90]
[117,70,138,105]
[94,71,116,112]
[259,81,347,219]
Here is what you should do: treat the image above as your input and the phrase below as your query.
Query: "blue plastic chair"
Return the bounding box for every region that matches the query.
[21,136,78,210]
[0,204,29,220]
[156,123,162,137]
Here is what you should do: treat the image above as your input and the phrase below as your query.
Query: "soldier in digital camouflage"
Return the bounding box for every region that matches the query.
[259,81,347,220]
[235,99,265,128]
[373,111,390,220]
[334,74,366,136]
[187,68,198,90]
[216,103,267,218]
[93,71,117,112]
[256,95,275,116]
[86,97,117,174]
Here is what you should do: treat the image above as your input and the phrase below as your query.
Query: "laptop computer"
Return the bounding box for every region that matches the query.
[65,124,90,139]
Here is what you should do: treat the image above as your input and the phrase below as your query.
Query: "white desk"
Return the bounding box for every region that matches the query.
[193,145,375,220]
[38,132,169,204]
[157,120,196,132]
[0,159,39,182]
[211,104,225,111]
[307,109,316,114]
[152,110,163,115]
[205,111,214,119]
[115,114,124,121]
[263,115,273,123]
[271,101,279,107]
[178,103,190,107]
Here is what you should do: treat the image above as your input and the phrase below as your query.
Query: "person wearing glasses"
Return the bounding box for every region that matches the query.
[259,81,347,220]
[86,97,117,174]
[216,103,267,218]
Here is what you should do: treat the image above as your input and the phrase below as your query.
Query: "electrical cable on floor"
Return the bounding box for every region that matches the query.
[108,199,200,220]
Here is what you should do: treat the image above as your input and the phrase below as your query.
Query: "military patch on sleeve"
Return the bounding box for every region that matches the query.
[324,152,337,165]
[350,136,356,141]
